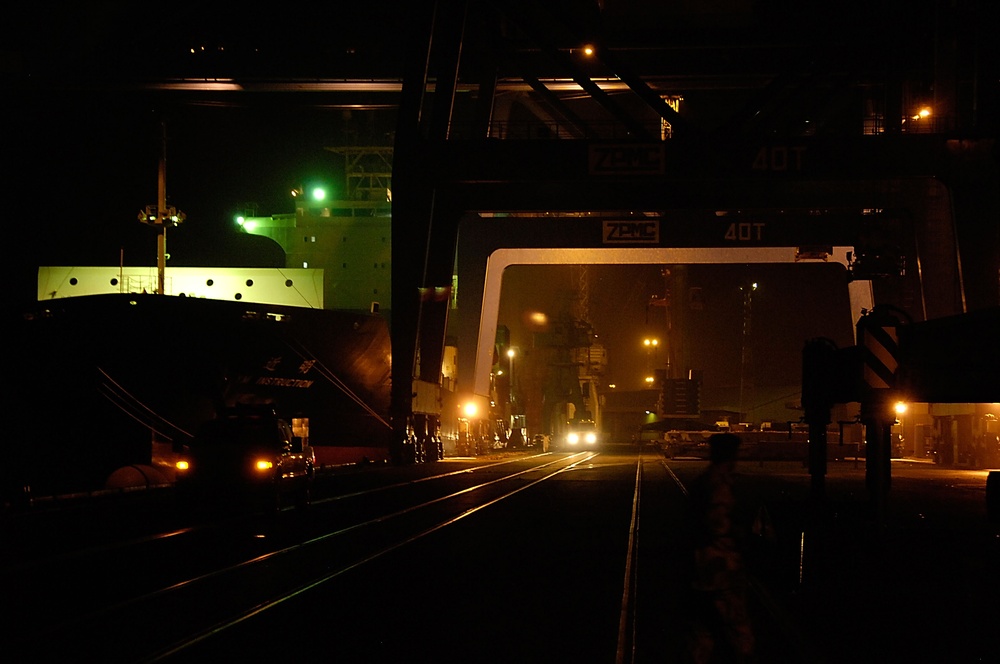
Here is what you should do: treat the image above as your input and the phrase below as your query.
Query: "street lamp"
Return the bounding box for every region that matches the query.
[739,281,758,423]
[643,338,659,387]
[507,348,516,406]
[505,347,519,412]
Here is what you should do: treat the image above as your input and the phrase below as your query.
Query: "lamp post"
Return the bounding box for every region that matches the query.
[894,401,908,457]
[506,348,527,448]
[739,281,757,423]
[507,348,516,409]
[643,337,659,388]
[138,122,185,295]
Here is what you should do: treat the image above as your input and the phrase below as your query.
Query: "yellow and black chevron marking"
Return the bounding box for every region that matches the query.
[862,323,899,390]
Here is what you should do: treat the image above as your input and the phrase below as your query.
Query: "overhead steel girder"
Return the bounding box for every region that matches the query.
[439,171,963,404]
[426,134,961,186]
[494,3,653,139]
[898,306,1000,403]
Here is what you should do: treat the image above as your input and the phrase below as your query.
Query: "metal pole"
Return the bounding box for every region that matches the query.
[157,123,168,295]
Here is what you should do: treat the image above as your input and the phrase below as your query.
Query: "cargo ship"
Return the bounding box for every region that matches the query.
[6,145,395,501]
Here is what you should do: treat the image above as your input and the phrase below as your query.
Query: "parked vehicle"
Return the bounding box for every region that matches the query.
[175,407,314,511]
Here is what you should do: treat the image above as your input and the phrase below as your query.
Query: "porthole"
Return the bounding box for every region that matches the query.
[206,279,214,287]
[235,293,242,300]
[246,279,254,287]
[69,278,78,286]
[285,279,293,287]
[110,278,119,286]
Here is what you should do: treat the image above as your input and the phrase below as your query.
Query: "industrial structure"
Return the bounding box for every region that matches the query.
[11,2,998,484]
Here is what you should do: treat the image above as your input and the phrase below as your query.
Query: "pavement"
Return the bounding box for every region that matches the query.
[734,459,1000,664]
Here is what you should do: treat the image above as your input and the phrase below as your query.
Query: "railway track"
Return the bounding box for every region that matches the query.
[4,451,876,663]
[5,452,642,663]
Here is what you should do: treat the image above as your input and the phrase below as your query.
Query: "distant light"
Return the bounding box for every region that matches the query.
[235,215,245,226]
[302,261,309,268]
[463,403,478,418]
[507,348,515,358]
[582,44,595,56]
[895,401,908,415]
[312,187,326,201]
[525,311,548,328]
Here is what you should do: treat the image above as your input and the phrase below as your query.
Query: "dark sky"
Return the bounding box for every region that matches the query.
[3,3,405,307]
[6,94,376,305]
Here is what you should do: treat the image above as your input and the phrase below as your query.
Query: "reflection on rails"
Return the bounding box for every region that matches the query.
[5,452,602,662]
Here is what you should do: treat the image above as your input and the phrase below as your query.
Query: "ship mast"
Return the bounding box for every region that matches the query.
[138,122,184,294]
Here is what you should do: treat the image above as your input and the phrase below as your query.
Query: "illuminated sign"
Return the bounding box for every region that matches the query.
[255,376,315,388]
[589,144,665,175]
[603,220,660,244]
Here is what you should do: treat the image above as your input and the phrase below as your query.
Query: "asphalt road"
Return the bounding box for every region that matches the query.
[2,450,996,663]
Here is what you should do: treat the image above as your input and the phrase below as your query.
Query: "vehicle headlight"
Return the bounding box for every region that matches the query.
[585,432,597,444]
[175,460,190,472]
[254,459,275,472]
[567,432,579,444]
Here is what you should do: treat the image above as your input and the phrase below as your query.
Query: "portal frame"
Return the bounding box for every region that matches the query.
[469,245,872,401]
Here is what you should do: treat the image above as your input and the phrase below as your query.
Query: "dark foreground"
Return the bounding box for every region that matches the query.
[702,457,1000,664]
[1,450,997,663]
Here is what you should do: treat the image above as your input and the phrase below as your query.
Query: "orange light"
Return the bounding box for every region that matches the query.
[255,459,274,471]
[175,460,190,471]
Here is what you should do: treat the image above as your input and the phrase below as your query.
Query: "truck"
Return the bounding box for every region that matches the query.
[174,406,315,512]
[553,418,602,451]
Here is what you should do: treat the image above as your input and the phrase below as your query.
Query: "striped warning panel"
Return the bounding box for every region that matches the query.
[862,324,899,389]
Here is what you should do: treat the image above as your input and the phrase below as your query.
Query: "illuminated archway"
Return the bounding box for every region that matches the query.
[463,245,871,403]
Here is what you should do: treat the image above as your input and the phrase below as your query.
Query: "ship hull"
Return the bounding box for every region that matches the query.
[8,294,392,498]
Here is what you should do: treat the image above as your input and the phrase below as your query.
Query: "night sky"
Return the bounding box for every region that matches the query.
[6,95,375,304]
